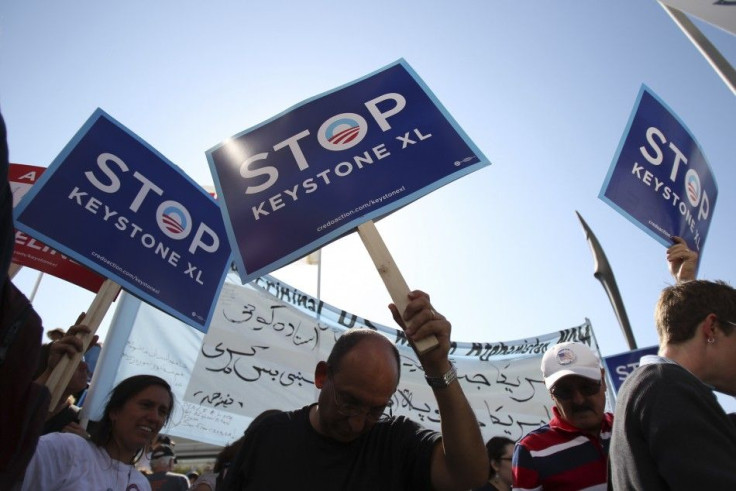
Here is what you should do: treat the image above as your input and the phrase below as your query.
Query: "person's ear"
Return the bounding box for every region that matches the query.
[314,361,329,389]
[701,313,719,341]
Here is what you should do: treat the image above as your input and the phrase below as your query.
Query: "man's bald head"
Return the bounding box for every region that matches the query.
[327,329,401,384]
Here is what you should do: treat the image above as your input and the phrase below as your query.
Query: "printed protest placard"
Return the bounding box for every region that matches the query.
[13,109,232,332]
[600,85,717,255]
[9,163,105,292]
[207,59,490,283]
[603,345,659,394]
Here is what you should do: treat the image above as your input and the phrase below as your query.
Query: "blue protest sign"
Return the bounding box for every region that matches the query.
[604,345,659,393]
[600,85,717,255]
[207,59,490,283]
[13,109,232,332]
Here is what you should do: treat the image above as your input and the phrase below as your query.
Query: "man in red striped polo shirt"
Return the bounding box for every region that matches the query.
[512,342,612,490]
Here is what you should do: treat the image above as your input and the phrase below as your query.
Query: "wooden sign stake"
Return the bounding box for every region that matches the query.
[46,279,122,409]
[357,220,439,355]
[8,262,21,279]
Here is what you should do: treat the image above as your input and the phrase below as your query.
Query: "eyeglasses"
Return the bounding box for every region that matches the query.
[328,370,389,421]
[330,384,388,421]
[498,457,513,462]
[550,380,602,401]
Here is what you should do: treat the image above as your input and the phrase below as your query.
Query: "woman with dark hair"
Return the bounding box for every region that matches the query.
[21,374,174,490]
[473,436,515,491]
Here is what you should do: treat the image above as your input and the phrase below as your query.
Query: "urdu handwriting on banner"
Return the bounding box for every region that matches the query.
[83,274,602,446]
[187,279,594,438]
[121,341,190,388]
[184,279,600,442]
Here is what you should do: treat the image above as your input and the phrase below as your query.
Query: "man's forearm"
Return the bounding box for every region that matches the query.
[430,376,488,490]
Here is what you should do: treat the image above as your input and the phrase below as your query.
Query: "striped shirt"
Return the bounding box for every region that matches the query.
[512,407,613,491]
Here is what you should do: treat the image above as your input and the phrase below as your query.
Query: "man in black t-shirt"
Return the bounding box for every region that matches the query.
[223,290,488,491]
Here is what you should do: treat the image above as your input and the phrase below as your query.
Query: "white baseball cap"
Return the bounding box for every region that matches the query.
[541,342,602,389]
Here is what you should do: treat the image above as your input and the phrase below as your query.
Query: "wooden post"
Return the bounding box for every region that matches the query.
[46,279,122,409]
[357,220,439,354]
[8,262,21,279]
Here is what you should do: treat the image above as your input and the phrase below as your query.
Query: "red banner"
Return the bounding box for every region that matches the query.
[10,163,105,292]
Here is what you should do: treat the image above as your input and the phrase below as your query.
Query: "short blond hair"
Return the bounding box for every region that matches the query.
[655,280,736,344]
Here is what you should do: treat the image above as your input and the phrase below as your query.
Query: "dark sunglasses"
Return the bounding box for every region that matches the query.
[551,380,601,400]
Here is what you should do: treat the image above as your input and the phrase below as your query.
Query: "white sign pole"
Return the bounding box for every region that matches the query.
[658,1,736,96]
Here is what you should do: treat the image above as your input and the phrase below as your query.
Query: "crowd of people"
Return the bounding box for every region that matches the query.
[3,102,736,490]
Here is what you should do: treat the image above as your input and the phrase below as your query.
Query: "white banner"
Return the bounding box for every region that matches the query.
[83,274,601,446]
[661,0,736,36]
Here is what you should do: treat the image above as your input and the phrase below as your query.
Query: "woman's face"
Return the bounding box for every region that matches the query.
[494,443,514,486]
[109,385,172,457]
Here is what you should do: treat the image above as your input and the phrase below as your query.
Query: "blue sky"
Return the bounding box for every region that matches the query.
[2,1,735,407]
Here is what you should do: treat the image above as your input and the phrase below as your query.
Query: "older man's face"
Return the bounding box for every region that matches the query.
[315,337,398,443]
[550,372,606,434]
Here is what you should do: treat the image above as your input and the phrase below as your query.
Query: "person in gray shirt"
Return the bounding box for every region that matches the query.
[609,280,736,489]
